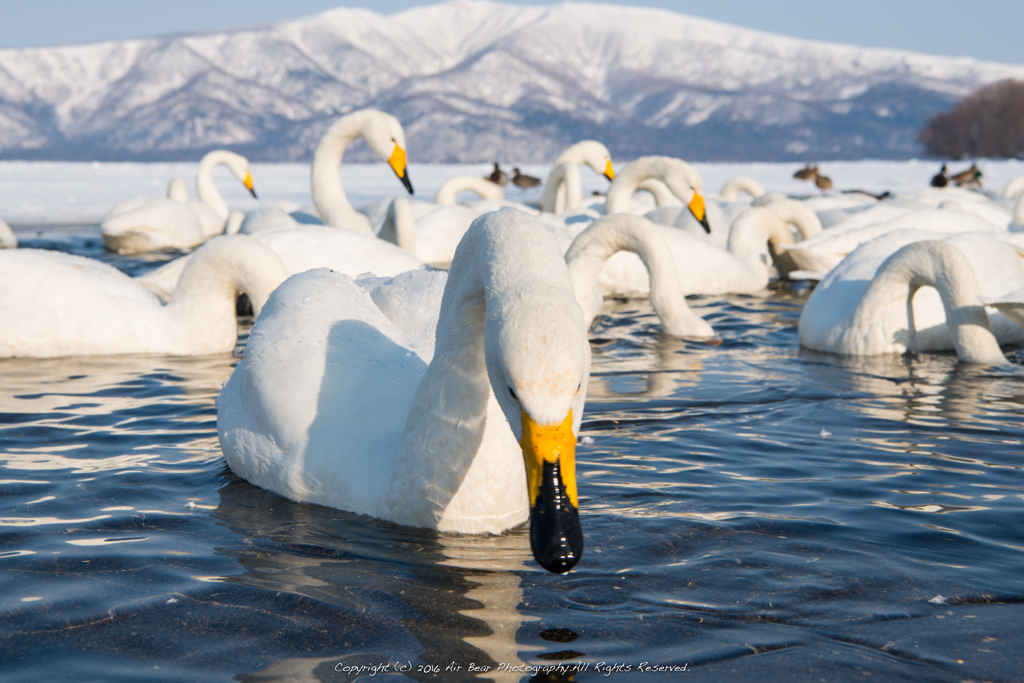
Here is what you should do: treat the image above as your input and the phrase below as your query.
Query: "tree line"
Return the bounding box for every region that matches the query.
[919,79,1024,159]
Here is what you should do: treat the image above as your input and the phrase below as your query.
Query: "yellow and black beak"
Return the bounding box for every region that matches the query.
[243,172,257,199]
[521,410,583,573]
[604,160,615,181]
[689,192,711,233]
[389,145,414,195]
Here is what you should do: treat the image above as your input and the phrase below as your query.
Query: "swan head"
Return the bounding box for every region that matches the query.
[361,110,414,195]
[214,150,258,199]
[475,209,591,572]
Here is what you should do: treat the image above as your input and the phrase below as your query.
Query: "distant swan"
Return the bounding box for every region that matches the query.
[240,108,413,235]
[218,209,590,573]
[799,237,1012,363]
[436,176,505,205]
[540,140,615,214]
[720,176,765,201]
[0,235,287,358]
[101,150,257,254]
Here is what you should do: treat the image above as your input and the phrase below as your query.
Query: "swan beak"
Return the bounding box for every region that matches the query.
[604,160,615,181]
[389,145,414,195]
[243,172,258,199]
[689,192,711,233]
[521,409,583,574]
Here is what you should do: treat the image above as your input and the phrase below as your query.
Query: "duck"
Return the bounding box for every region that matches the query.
[0,218,17,249]
[101,150,257,254]
[930,164,949,188]
[793,164,819,181]
[218,209,590,573]
[512,168,542,191]
[487,162,509,187]
[0,235,287,358]
[951,163,983,189]
[798,233,1020,363]
[815,172,833,193]
[239,108,413,235]
[539,141,615,214]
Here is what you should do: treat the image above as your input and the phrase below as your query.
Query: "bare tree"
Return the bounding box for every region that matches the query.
[920,79,1024,159]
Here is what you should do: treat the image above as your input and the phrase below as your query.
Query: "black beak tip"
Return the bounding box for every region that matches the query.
[529,460,584,574]
[248,187,258,199]
[400,172,414,195]
[701,218,711,234]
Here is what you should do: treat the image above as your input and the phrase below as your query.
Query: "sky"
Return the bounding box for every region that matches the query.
[1,0,1021,64]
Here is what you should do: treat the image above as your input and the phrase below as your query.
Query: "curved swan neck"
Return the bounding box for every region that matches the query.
[720,176,765,201]
[540,162,582,214]
[196,150,238,221]
[378,196,417,254]
[727,207,791,277]
[311,110,376,233]
[565,215,714,337]
[857,241,1006,364]
[168,235,288,330]
[763,200,822,240]
[436,176,505,205]
[605,156,703,214]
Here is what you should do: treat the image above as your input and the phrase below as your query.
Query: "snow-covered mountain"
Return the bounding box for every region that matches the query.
[1,0,1022,162]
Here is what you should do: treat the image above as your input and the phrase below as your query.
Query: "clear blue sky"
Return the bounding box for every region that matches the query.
[2,0,1021,64]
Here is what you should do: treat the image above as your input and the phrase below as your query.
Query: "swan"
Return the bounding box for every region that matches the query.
[435,176,504,205]
[0,235,287,358]
[798,236,1016,363]
[239,108,413,235]
[999,176,1024,200]
[136,221,423,303]
[607,156,709,229]
[565,214,715,338]
[781,206,1000,278]
[218,209,590,573]
[101,150,257,254]
[720,176,765,201]
[592,201,813,298]
[539,140,615,214]
[0,218,16,249]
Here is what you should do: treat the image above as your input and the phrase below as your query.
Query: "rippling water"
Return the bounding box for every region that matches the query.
[3,230,1024,681]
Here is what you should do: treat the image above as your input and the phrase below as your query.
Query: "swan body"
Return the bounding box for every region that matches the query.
[218,209,590,573]
[0,218,17,249]
[101,151,256,254]
[540,141,614,214]
[782,207,999,277]
[137,224,424,303]
[0,235,287,358]
[436,176,505,205]
[799,234,1019,363]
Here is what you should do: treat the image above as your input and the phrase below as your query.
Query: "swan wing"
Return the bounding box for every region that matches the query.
[219,268,428,516]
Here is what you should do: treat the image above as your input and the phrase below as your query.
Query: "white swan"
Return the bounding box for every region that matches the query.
[592,201,811,298]
[137,222,424,303]
[436,176,505,205]
[239,108,413,235]
[999,176,1024,200]
[720,176,766,201]
[539,140,615,214]
[218,209,590,573]
[781,206,999,278]
[0,235,287,358]
[565,214,715,338]
[101,150,257,254]
[0,218,17,249]
[799,237,1014,363]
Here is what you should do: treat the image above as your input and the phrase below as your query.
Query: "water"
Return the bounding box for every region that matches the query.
[3,231,1024,682]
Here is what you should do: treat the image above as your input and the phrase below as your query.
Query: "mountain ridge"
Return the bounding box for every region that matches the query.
[1,0,1021,162]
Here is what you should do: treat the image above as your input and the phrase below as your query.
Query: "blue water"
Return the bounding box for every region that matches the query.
[3,228,1024,681]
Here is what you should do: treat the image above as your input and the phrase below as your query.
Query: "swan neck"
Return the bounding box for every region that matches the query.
[541,162,582,214]
[857,241,1006,364]
[727,208,787,278]
[196,151,232,221]
[378,196,417,254]
[565,215,713,337]
[606,157,701,214]
[311,113,372,232]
